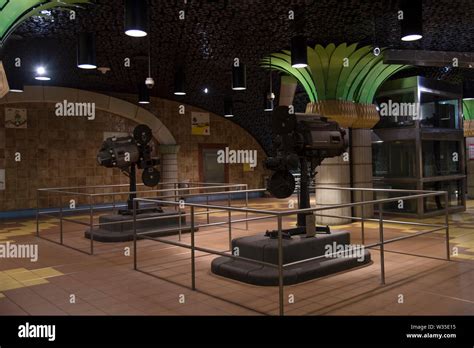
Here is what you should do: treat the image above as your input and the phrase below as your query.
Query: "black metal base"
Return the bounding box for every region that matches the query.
[211,230,371,286]
[84,210,195,242]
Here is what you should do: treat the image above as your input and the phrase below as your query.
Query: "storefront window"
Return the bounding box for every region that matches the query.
[423,180,463,212]
[373,183,418,213]
[373,140,417,178]
[419,93,460,129]
[422,141,461,177]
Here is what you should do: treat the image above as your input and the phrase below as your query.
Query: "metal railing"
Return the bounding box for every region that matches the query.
[132,187,450,316]
[36,182,251,255]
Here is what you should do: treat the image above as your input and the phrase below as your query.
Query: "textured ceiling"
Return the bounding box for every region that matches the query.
[1,0,473,153]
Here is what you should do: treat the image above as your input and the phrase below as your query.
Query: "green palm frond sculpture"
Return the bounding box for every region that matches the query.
[261,43,409,104]
[463,99,474,137]
[464,100,474,121]
[0,0,92,46]
[261,43,410,128]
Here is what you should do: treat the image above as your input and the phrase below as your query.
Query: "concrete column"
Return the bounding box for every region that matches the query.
[159,144,180,183]
[351,129,374,218]
[314,132,352,225]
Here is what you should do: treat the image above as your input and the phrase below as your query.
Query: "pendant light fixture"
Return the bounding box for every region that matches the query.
[224,96,234,117]
[125,0,148,37]
[35,66,50,81]
[400,0,423,42]
[77,32,97,69]
[264,56,275,111]
[145,35,154,88]
[8,71,24,93]
[291,35,308,68]
[174,68,186,96]
[232,62,246,90]
[464,80,474,100]
[138,83,150,104]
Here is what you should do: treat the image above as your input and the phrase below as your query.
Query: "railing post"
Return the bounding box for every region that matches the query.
[89,195,94,255]
[277,215,284,316]
[206,195,210,225]
[378,202,385,285]
[228,194,232,250]
[36,191,40,237]
[191,206,196,290]
[445,192,450,261]
[245,184,249,230]
[361,203,365,245]
[133,199,137,270]
[59,194,63,245]
[178,203,182,242]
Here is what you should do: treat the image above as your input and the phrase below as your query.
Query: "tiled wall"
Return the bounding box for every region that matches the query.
[0,95,269,212]
[0,103,142,211]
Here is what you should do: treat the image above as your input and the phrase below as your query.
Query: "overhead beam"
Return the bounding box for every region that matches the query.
[384,49,474,69]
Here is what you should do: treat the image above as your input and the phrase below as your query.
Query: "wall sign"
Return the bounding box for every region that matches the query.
[5,107,27,128]
[191,112,210,135]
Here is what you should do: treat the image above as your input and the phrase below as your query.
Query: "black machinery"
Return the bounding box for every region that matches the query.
[264,105,347,237]
[96,124,160,214]
[85,124,192,242]
[211,106,371,286]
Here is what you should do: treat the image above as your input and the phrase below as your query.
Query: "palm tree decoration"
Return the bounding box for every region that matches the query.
[261,43,410,128]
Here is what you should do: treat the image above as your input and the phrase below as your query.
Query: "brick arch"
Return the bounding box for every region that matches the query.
[0,86,176,145]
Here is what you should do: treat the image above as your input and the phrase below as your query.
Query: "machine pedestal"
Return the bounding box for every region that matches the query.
[211,231,371,286]
[84,210,193,242]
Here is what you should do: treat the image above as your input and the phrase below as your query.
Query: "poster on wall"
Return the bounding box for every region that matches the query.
[5,107,27,128]
[191,112,210,135]
[0,169,5,190]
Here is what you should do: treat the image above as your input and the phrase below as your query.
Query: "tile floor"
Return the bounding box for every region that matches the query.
[1,197,474,316]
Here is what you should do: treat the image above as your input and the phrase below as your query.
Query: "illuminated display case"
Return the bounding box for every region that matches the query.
[372,76,466,217]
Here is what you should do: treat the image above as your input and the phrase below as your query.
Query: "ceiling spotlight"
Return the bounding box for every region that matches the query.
[174,68,186,96]
[138,83,150,104]
[232,63,247,90]
[291,35,308,68]
[77,32,97,69]
[125,0,148,37]
[400,0,423,42]
[35,66,50,81]
[224,97,234,117]
[204,87,209,94]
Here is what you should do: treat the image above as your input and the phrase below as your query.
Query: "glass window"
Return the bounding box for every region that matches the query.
[419,93,460,129]
[422,141,461,177]
[373,183,418,213]
[372,140,417,178]
[423,180,463,212]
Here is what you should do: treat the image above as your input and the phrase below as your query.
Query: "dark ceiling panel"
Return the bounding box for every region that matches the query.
[1,0,473,153]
